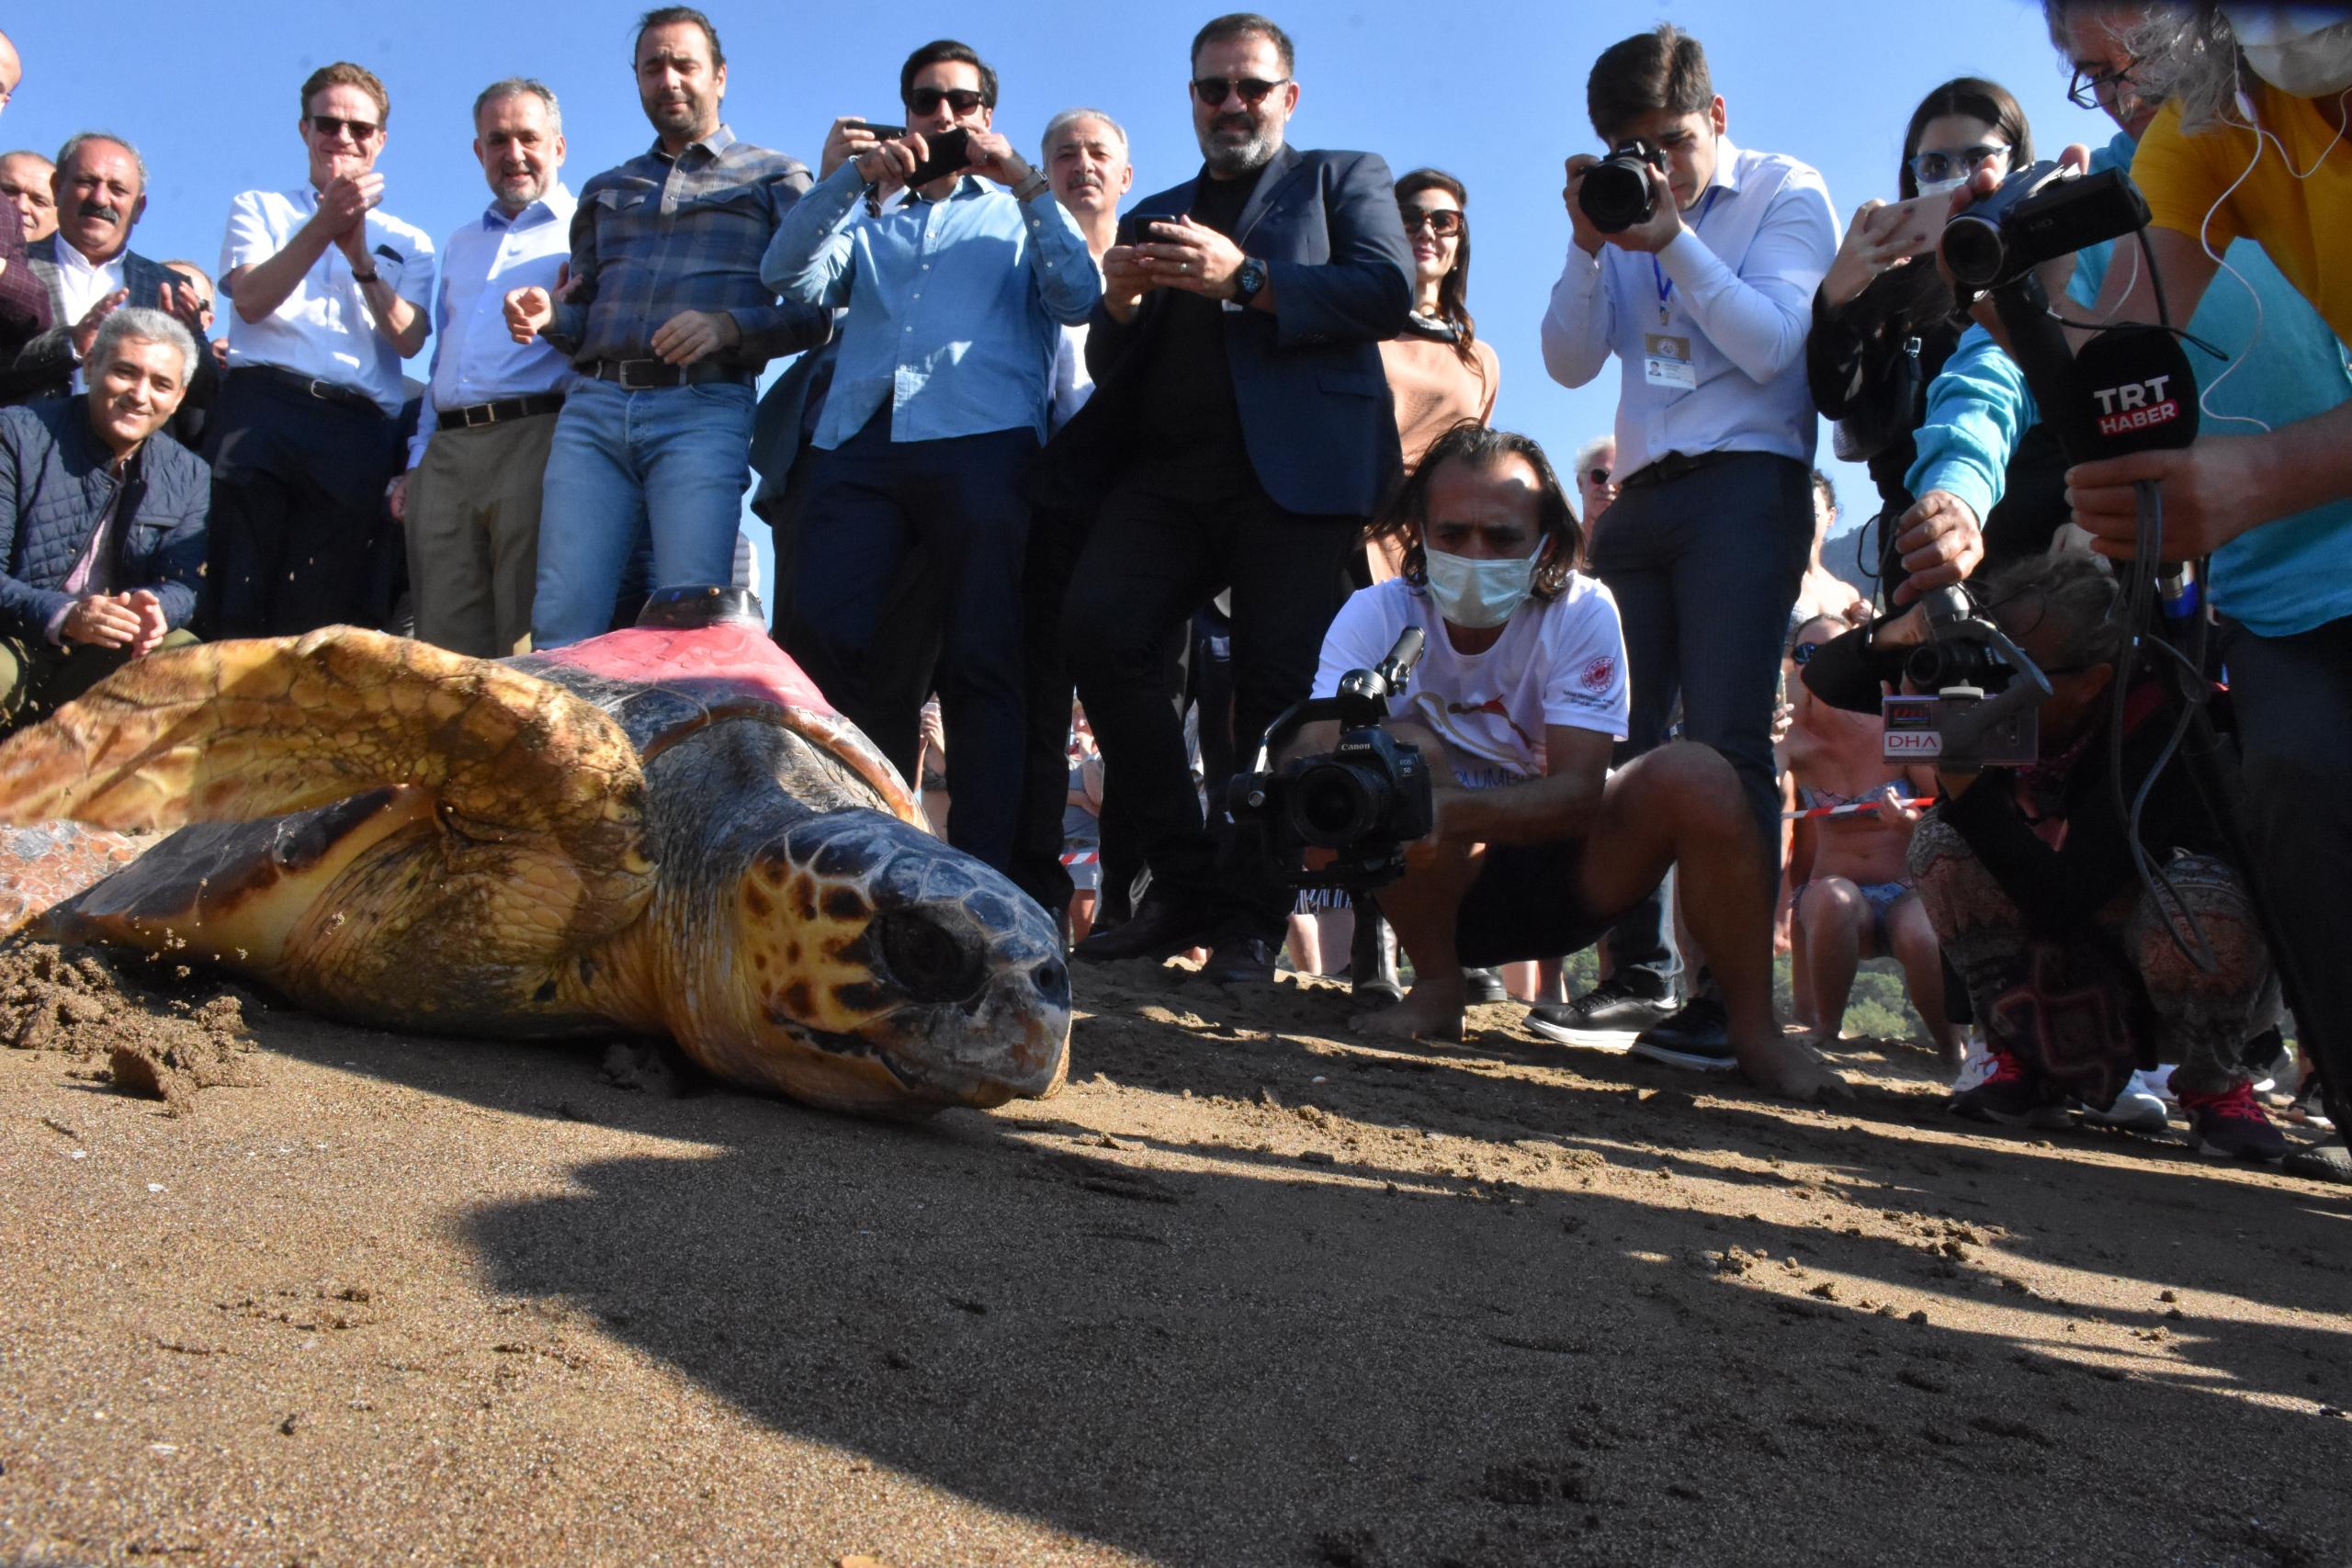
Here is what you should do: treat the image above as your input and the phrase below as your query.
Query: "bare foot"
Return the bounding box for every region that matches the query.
[1354,986,1465,1043]
[1736,1033,1854,1102]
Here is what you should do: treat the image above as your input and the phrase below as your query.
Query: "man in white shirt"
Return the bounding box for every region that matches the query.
[393,78,574,658]
[207,60,434,639]
[1291,425,1845,1100]
[0,133,214,427]
[1538,24,1838,1055]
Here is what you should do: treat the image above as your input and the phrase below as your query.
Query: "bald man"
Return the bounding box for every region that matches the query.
[0,30,51,354]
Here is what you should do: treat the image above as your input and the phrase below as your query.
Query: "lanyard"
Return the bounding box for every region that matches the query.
[1650,183,1724,323]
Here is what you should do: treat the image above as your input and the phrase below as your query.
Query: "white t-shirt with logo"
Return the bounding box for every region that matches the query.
[1311,573,1631,790]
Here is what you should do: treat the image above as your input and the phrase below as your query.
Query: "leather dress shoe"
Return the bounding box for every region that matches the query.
[1072,893,1222,964]
[1204,934,1278,985]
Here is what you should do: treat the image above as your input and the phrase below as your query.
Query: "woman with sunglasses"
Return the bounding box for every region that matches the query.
[1804,79,2033,566]
[1374,169,1498,578]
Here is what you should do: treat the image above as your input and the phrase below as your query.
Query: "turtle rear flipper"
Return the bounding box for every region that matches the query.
[0,628,657,960]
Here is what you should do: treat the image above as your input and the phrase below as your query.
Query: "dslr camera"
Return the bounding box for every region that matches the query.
[1880,588,2053,772]
[1227,630,1435,893]
[1939,158,2150,298]
[1578,140,1667,233]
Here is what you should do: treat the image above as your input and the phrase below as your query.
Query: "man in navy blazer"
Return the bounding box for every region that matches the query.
[1051,11,1411,976]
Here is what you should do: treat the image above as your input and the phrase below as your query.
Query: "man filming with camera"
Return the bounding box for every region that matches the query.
[1538,24,1840,1055]
[1284,424,1847,1102]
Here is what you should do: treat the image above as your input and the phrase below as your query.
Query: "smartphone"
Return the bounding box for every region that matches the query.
[902,127,974,188]
[844,120,907,141]
[1868,191,1954,258]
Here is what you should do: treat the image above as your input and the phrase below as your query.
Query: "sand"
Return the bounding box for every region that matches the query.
[4,941,2349,1567]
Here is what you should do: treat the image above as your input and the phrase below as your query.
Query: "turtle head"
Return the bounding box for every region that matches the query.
[696,810,1072,1116]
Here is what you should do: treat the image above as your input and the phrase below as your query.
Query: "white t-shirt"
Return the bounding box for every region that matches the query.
[1312,573,1630,790]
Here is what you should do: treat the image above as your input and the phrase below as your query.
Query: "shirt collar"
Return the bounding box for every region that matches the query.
[59,238,122,276]
[652,122,737,164]
[482,180,576,231]
[1705,133,1744,198]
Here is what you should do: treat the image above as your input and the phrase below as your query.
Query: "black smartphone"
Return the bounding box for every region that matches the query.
[844,120,907,141]
[902,127,974,188]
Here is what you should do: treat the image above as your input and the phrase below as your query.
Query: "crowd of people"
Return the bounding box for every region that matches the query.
[0,5,2346,1182]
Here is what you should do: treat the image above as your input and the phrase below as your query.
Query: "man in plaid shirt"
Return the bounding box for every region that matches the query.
[504,5,826,648]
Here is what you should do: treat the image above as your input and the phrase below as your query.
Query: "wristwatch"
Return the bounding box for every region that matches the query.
[1233,255,1268,306]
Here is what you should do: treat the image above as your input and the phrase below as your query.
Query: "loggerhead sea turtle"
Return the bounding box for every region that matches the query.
[0,589,1069,1117]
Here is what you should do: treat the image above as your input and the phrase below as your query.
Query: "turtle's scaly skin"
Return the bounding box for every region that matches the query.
[0,615,1069,1116]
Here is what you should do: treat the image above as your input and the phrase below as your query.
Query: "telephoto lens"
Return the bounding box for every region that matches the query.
[1578,141,1660,233]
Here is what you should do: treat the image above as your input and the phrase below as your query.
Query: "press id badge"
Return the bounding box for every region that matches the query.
[1644,333,1696,390]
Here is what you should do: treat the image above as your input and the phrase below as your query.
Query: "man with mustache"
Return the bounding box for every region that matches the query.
[0,306,207,735]
[504,6,822,650]
[395,78,575,659]
[1045,11,1414,979]
[0,29,51,357]
[206,61,435,639]
[0,151,53,245]
[0,134,215,440]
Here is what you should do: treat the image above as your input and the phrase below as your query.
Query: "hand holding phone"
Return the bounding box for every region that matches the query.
[901,127,974,189]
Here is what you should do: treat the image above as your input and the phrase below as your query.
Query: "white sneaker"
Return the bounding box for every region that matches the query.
[2143,1066,2179,1104]
[1950,1033,1995,1095]
[2083,1076,2171,1134]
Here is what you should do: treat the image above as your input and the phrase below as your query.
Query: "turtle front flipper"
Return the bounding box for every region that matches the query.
[0,629,657,1017]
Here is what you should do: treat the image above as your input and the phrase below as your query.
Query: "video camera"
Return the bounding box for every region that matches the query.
[1579,140,1667,233]
[1880,587,2053,771]
[1939,159,2149,299]
[1227,629,1434,893]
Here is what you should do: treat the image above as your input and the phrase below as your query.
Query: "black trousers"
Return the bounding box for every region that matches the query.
[787,415,1036,873]
[1589,452,1813,988]
[2218,613,2352,1121]
[1062,462,1359,941]
[202,372,403,639]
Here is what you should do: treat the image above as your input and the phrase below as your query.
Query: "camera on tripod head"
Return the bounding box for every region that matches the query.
[1227,629,1435,893]
[1880,587,2053,772]
[1579,140,1668,233]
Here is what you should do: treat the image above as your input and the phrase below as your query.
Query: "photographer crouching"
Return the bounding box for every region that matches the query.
[1824,552,2288,1157]
[1277,424,1848,1102]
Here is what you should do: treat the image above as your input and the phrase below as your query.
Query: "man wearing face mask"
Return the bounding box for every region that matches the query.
[1539,24,1840,1060]
[2042,1,2352,1182]
[396,79,576,659]
[1289,425,1846,1100]
[0,133,215,426]
[762,39,1099,875]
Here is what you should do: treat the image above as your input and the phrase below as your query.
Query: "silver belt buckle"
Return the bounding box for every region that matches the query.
[462,402,496,428]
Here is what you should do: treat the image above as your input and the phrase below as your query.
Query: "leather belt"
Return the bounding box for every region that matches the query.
[1619,448,1741,491]
[237,364,381,414]
[436,391,566,431]
[586,358,757,389]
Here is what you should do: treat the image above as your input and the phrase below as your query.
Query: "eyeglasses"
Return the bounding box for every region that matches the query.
[1792,640,1826,665]
[908,87,987,116]
[307,114,382,142]
[1908,142,2007,185]
[1583,467,1611,487]
[2067,60,2144,111]
[1400,207,1463,236]
[1192,75,1290,107]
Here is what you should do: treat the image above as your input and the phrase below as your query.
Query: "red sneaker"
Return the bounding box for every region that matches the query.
[2177,1079,2290,1162]
[1949,1048,2071,1130]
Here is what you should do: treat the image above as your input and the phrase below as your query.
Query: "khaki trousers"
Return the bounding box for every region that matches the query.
[405,410,560,658]
[0,626,199,737]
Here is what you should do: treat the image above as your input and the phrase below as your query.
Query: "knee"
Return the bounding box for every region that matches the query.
[1799,877,1864,930]
[1641,742,1752,834]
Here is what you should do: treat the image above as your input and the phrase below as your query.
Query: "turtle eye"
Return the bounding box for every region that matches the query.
[873,908,986,1004]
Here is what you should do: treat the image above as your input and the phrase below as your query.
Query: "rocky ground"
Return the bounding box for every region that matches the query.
[3,940,2348,1566]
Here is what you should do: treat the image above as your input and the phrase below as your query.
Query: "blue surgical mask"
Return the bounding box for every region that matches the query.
[1423,546,1538,629]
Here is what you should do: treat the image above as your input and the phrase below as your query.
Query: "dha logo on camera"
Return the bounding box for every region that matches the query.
[2092,375,2181,438]
[1882,697,1942,759]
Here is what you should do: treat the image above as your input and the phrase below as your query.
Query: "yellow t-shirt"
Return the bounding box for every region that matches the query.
[2133,82,2352,347]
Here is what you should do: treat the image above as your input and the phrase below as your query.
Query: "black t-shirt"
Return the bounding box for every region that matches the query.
[1132,163,1265,472]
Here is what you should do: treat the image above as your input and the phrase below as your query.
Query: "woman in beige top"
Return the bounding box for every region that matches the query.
[1379,169,1499,510]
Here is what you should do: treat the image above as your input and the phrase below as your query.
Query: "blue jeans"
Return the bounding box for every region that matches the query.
[531,378,755,648]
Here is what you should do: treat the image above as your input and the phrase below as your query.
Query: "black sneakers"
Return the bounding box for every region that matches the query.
[1626,995,1736,1073]
[1525,974,1676,1049]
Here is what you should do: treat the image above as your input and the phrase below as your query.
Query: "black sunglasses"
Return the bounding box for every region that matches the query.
[908,87,987,116]
[1401,208,1464,236]
[1192,75,1289,107]
[2066,60,2143,111]
[1584,466,1611,486]
[307,114,381,141]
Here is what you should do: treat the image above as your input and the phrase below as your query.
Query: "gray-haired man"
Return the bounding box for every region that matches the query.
[0,306,207,732]
[397,77,574,656]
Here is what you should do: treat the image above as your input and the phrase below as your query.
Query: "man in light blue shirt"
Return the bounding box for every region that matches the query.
[762,39,1099,874]
[1534,24,1839,1066]
[398,78,576,658]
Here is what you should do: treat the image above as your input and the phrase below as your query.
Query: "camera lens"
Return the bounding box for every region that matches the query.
[1286,760,1383,849]
[1939,213,2007,289]
[1578,152,1655,234]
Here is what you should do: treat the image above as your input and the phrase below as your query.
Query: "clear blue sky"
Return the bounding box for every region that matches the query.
[4,0,2103,593]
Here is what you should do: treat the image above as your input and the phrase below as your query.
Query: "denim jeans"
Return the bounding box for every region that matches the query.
[531,378,755,649]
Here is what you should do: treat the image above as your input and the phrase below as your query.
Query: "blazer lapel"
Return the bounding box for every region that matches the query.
[27,234,63,318]
[1231,144,1306,247]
